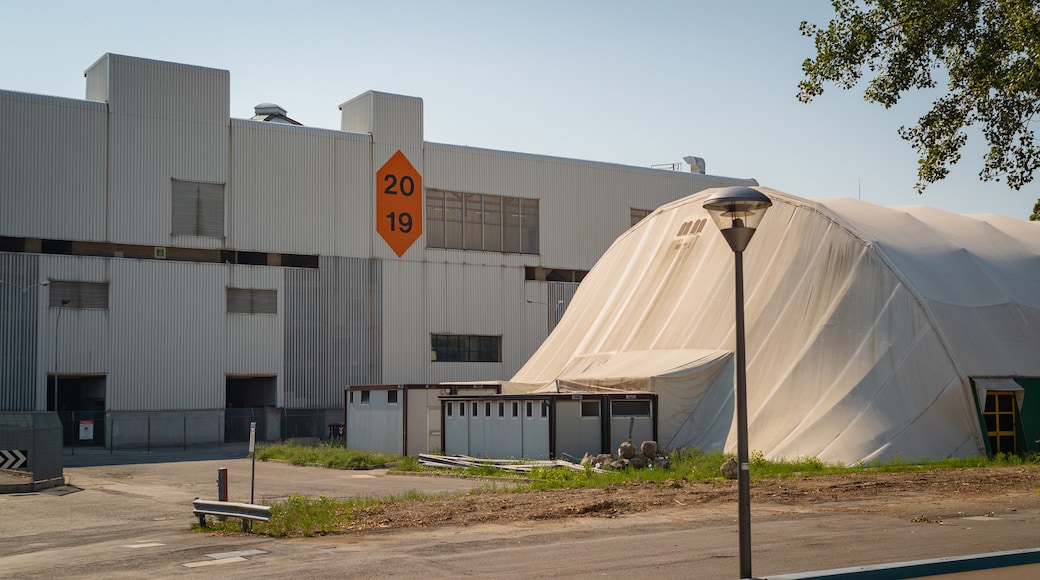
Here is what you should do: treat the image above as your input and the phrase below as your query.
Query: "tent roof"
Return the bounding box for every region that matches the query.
[511,187,1040,464]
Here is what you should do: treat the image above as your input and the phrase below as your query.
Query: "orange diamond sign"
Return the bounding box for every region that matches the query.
[376,150,423,257]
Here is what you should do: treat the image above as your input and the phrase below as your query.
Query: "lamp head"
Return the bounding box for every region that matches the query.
[702,186,772,252]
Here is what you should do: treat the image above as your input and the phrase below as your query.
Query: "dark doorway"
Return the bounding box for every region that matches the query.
[225,376,276,442]
[49,374,106,446]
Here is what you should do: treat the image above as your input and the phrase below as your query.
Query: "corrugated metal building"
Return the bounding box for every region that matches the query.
[0,53,756,446]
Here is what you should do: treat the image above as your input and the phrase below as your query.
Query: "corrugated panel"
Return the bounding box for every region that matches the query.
[39,256,111,384]
[108,115,228,246]
[104,54,229,246]
[103,54,229,122]
[424,143,756,270]
[0,253,43,411]
[0,91,107,241]
[283,256,381,408]
[104,258,228,410]
[229,120,372,256]
[224,266,284,379]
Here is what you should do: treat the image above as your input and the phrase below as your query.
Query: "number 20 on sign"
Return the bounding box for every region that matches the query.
[376,150,423,257]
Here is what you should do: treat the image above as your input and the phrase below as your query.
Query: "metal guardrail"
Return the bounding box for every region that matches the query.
[192,498,271,532]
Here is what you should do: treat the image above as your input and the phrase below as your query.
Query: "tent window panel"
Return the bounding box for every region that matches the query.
[612,400,651,417]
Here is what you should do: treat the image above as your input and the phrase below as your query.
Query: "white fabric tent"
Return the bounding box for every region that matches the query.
[511,187,1040,464]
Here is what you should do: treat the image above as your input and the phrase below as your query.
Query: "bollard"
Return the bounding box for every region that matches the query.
[216,467,228,522]
[217,467,228,501]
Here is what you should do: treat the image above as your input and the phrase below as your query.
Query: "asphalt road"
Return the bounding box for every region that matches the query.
[1,446,1038,579]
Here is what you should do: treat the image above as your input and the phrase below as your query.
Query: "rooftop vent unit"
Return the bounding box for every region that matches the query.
[683,156,706,174]
[251,102,302,125]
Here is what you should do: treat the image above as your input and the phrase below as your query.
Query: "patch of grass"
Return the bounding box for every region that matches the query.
[254,441,398,470]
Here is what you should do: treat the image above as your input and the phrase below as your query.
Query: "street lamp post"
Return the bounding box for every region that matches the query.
[703,186,772,580]
[54,298,70,412]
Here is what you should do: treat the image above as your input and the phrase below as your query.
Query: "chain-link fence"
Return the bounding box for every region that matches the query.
[55,408,345,453]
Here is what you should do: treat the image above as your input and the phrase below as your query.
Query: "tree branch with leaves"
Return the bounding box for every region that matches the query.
[799,0,1040,215]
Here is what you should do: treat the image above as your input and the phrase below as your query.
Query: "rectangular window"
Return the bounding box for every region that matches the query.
[483,195,502,252]
[512,401,519,417]
[360,391,370,405]
[444,191,464,249]
[446,402,452,417]
[349,391,354,404]
[459,401,465,416]
[503,197,521,253]
[472,402,478,417]
[520,198,539,254]
[631,208,652,226]
[540,401,547,418]
[526,401,533,418]
[498,402,505,417]
[388,390,398,404]
[49,281,109,309]
[464,193,483,251]
[612,400,651,417]
[984,391,1017,454]
[426,189,538,255]
[227,288,277,314]
[431,334,502,363]
[581,400,600,418]
[485,402,492,417]
[426,189,445,248]
[172,179,224,237]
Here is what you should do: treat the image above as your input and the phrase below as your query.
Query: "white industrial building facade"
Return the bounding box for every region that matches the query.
[0,53,754,446]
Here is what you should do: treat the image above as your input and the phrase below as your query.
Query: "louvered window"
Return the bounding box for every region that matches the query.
[226,288,277,315]
[49,281,109,309]
[172,179,225,237]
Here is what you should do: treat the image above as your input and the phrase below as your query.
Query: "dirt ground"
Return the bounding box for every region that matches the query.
[342,466,1039,533]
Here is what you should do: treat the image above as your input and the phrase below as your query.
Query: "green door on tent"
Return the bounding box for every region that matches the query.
[973,379,1040,456]
[1014,378,1040,455]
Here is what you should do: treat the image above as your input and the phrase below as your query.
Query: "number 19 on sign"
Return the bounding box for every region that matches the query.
[376,150,423,257]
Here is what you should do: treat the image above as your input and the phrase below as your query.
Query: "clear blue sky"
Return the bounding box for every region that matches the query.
[2,0,1036,219]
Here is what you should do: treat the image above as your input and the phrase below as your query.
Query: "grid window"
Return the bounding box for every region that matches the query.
[984,391,1017,454]
[49,281,109,309]
[172,179,224,237]
[227,288,277,314]
[427,189,538,254]
[431,334,502,362]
